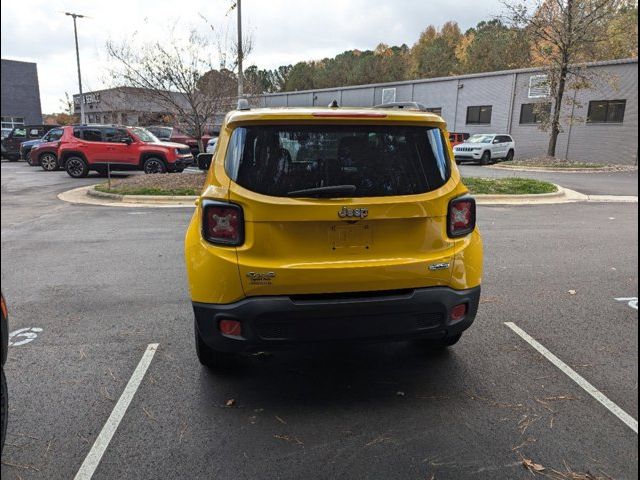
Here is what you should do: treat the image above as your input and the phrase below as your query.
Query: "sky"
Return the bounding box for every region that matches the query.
[1,0,505,113]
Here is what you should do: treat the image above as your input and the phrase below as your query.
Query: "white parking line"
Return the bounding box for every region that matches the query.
[74,343,159,480]
[505,322,638,434]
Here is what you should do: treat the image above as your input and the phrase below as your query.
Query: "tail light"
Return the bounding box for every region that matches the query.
[202,200,244,246]
[447,196,476,238]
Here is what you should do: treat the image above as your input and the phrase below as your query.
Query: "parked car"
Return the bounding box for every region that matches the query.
[146,126,213,155]
[22,127,65,164]
[185,103,483,370]
[205,136,218,153]
[449,132,470,148]
[453,134,515,165]
[1,128,12,140]
[56,125,193,178]
[1,291,8,454]
[29,139,63,171]
[1,125,59,161]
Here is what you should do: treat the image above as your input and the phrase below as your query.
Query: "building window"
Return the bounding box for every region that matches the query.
[1,116,25,129]
[587,100,626,124]
[382,88,396,104]
[466,106,492,125]
[426,107,442,115]
[528,75,550,98]
[520,103,551,124]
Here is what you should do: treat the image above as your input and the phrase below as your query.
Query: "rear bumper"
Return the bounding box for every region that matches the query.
[193,286,481,353]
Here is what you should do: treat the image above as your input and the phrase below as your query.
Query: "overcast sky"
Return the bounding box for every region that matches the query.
[1,0,505,113]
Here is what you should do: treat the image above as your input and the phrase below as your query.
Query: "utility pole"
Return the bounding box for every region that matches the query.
[65,12,86,124]
[236,0,243,99]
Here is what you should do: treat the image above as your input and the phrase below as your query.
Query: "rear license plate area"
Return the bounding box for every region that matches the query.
[329,224,372,251]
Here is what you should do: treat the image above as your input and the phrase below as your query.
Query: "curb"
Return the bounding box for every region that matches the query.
[58,184,637,208]
[88,187,198,204]
[488,164,637,173]
[58,185,197,208]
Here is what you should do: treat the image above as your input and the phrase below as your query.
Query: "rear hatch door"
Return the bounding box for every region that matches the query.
[227,121,458,296]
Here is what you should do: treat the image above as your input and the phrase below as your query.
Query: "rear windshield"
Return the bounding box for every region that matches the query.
[225,125,451,198]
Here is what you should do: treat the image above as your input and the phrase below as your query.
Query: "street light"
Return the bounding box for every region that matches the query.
[236,0,243,99]
[65,12,86,124]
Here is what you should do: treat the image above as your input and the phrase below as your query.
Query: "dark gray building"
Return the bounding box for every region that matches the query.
[1,59,43,129]
[260,58,638,165]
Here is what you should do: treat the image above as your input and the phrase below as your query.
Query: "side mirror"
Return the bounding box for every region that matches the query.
[122,137,132,145]
[492,139,500,144]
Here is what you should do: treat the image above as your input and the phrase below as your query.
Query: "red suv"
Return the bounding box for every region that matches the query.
[449,132,470,148]
[58,125,193,178]
[146,126,213,154]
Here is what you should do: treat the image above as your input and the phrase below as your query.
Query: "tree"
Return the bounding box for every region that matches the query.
[411,22,462,78]
[106,26,241,151]
[503,0,627,157]
[54,92,79,125]
[461,20,531,73]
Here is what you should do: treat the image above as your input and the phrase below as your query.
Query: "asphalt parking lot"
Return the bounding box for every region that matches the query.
[1,161,637,479]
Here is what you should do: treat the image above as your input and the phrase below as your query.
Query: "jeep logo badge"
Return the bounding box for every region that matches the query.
[338,207,368,219]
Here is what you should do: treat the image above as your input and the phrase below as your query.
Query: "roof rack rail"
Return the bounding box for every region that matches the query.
[374,101,429,112]
[237,98,250,111]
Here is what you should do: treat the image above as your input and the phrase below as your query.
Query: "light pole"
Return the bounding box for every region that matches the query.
[236,0,243,99]
[65,12,86,124]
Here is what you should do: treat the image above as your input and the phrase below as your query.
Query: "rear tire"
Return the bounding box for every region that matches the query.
[480,151,491,166]
[1,368,7,454]
[65,156,89,178]
[143,157,166,174]
[195,321,238,371]
[505,149,514,162]
[40,153,58,171]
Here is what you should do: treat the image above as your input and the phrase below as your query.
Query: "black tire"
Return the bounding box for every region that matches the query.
[143,157,166,174]
[65,156,89,178]
[40,153,58,171]
[26,153,35,166]
[1,368,7,455]
[505,149,514,162]
[416,333,462,349]
[479,151,491,166]
[195,321,237,370]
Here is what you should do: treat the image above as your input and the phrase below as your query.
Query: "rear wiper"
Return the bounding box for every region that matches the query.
[287,185,357,197]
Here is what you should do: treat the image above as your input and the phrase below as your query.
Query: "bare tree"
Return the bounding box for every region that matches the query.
[503,0,626,157]
[106,27,238,152]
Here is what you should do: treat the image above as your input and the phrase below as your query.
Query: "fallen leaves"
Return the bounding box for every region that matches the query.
[523,457,546,472]
[568,290,577,295]
[518,455,614,479]
[142,406,156,421]
[517,414,540,434]
[273,434,304,446]
[225,398,236,407]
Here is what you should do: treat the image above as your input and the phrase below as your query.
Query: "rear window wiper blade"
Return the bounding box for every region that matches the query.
[287,185,357,197]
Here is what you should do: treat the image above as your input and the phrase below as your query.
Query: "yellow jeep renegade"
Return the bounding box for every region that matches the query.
[185,102,482,369]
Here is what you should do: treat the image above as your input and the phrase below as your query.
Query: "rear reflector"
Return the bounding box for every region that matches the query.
[202,200,244,246]
[447,196,476,238]
[219,319,242,336]
[450,304,467,321]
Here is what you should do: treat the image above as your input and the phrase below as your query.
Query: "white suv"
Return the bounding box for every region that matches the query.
[453,134,515,165]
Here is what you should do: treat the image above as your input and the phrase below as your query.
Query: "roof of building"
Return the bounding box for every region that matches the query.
[263,57,639,97]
